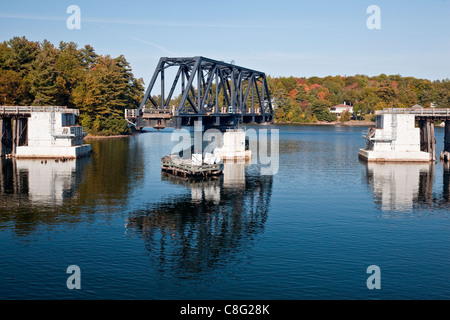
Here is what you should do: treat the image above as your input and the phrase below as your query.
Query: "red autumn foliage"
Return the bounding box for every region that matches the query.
[309,83,322,91]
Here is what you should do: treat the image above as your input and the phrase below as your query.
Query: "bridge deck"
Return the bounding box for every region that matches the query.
[1,106,79,117]
[376,108,450,120]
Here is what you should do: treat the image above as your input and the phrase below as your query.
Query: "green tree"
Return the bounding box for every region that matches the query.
[0,70,23,105]
[434,79,450,107]
[310,100,336,122]
[55,41,84,106]
[339,109,351,122]
[73,55,143,135]
[80,44,98,70]
[3,36,39,76]
[27,40,60,105]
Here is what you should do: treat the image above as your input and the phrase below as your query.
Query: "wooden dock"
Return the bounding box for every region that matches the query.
[161,155,223,177]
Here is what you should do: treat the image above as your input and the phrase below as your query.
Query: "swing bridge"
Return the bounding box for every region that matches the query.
[125,56,274,131]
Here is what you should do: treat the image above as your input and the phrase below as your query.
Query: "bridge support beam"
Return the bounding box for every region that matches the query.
[1,118,13,157]
[419,119,436,161]
[11,118,27,156]
[445,121,450,153]
[441,120,450,162]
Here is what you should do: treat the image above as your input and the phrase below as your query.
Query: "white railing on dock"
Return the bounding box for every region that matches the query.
[70,126,84,137]
[0,106,79,115]
[125,109,137,119]
[376,108,450,116]
[53,126,86,140]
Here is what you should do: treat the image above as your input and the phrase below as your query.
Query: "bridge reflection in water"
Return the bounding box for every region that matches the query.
[126,162,273,277]
[364,161,450,214]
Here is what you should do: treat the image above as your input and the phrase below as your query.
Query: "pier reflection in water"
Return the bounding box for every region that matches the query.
[0,158,87,205]
[0,137,145,235]
[126,162,273,278]
[364,161,450,213]
[443,161,450,202]
[0,157,89,233]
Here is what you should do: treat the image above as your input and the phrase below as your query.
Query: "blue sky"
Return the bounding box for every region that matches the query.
[1,0,449,86]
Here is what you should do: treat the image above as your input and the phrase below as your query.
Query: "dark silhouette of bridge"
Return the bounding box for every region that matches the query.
[125,57,274,131]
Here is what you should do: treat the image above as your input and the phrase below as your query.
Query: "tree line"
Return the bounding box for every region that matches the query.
[267,74,450,123]
[0,36,144,135]
[1,37,450,134]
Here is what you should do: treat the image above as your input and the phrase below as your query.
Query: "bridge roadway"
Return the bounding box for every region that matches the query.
[376,108,450,121]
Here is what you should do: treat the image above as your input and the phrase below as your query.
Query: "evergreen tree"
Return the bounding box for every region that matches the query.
[28,40,60,105]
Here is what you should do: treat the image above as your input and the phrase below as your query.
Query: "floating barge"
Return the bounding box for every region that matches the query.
[161,155,223,177]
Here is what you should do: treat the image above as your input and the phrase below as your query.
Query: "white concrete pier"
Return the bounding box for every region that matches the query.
[359,111,432,162]
[1,106,91,159]
[215,129,251,161]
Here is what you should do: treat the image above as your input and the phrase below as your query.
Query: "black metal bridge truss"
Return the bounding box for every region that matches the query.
[125,56,273,130]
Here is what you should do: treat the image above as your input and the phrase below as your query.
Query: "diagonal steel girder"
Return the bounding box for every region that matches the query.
[137,56,273,118]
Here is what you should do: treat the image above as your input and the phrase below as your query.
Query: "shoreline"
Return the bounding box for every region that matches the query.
[83,121,375,140]
[83,130,145,140]
[274,121,375,127]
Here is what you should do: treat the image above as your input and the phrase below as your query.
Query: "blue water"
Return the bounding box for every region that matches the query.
[0,125,449,300]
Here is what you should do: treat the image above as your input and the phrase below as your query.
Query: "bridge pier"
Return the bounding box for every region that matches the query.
[1,106,90,159]
[361,108,450,163]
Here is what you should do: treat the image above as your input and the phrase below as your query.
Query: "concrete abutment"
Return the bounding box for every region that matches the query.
[360,108,450,163]
[0,106,90,159]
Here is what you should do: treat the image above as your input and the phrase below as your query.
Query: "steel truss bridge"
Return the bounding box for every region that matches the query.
[125,57,274,130]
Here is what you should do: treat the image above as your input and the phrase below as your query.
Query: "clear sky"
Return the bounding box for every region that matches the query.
[1,0,449,86]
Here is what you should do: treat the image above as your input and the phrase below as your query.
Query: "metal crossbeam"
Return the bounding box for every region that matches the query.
[127,57,274,130]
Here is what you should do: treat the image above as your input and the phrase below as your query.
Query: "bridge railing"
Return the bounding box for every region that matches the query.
[376,108,450,116]
[125,109,137,119]
[0,106,79,115]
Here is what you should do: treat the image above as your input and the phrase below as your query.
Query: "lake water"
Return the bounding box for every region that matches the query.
[0,124,449,300]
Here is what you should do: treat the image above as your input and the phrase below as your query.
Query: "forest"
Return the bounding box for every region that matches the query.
[0,36,144,135]
[267,74,450,123]
[1,37,449,134]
